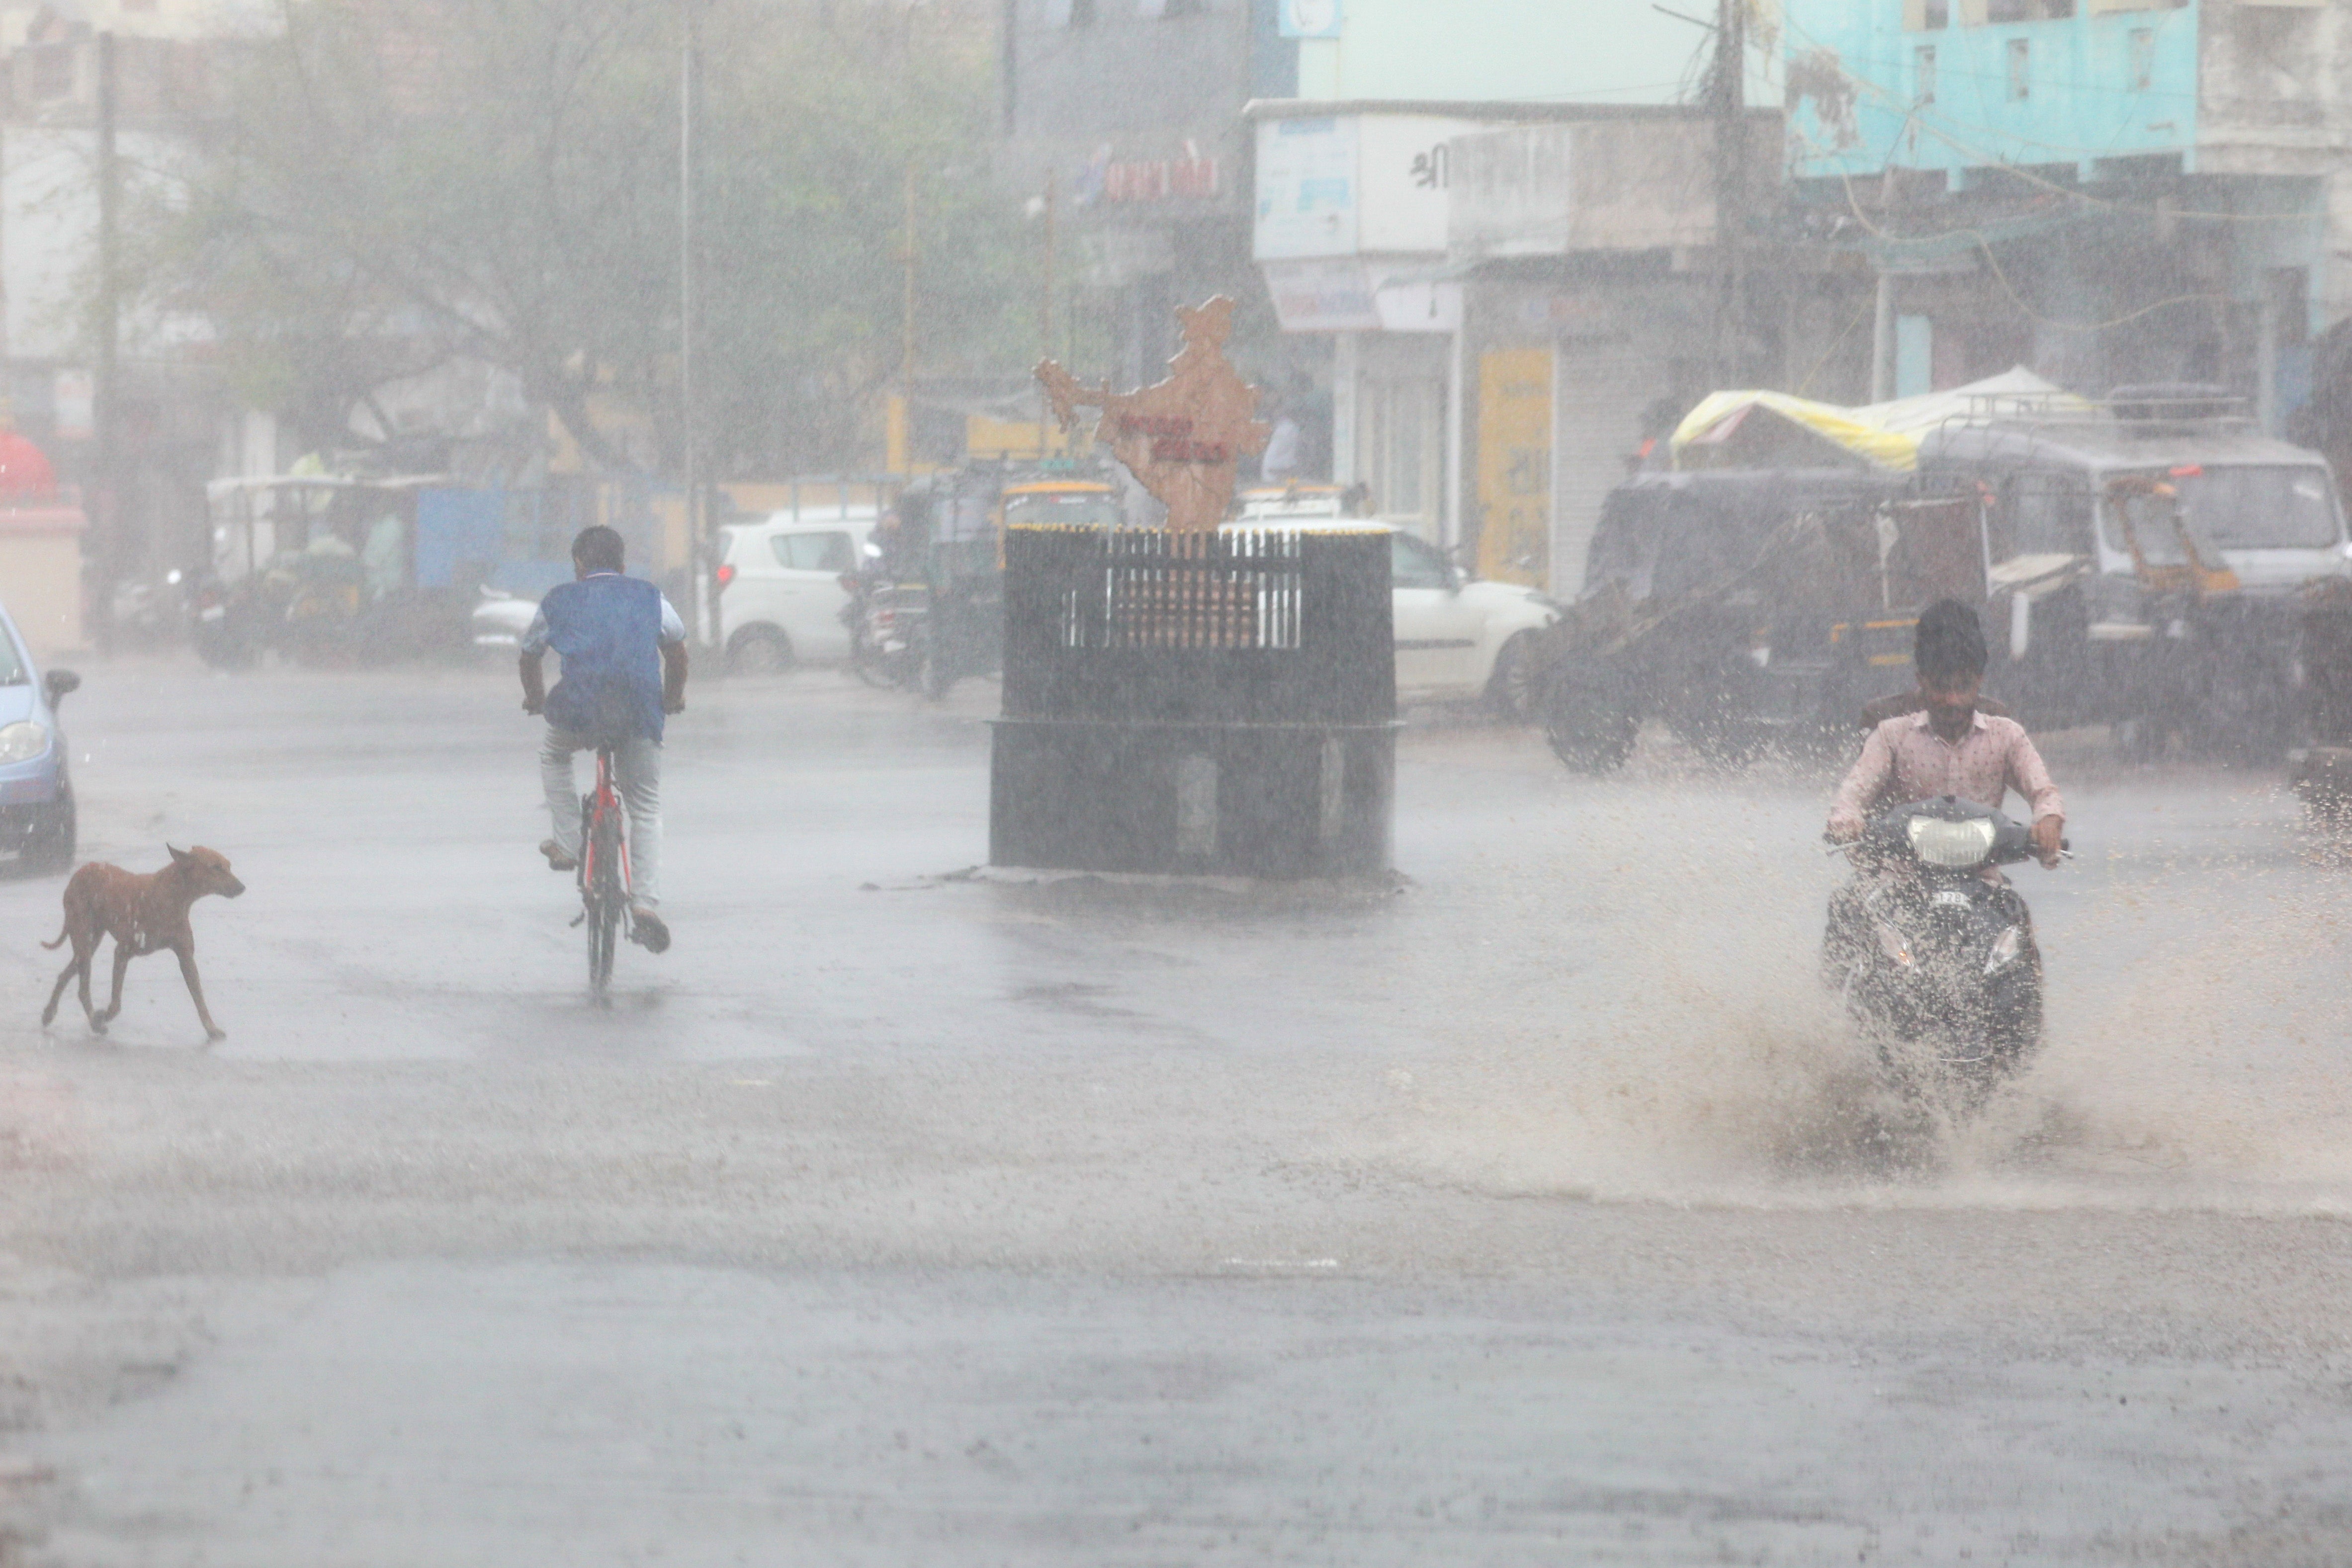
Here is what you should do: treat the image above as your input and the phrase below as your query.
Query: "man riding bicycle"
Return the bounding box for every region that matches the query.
[520,526,687,954]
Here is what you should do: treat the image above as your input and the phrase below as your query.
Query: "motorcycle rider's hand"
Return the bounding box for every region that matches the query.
[663,695,686,715]
[1826,818,1863,844]
[2031,814,2064,868]
[523,697,543,716]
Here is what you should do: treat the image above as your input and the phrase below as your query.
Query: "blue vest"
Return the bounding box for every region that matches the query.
[540,575,667,742]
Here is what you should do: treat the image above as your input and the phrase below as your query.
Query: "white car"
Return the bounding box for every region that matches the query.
[1379,526,1556,716]
[717,511,877,672]
[1229,506,1557,716]
[470,561,576,655]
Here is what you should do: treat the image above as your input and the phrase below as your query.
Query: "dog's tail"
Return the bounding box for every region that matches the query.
[39,922,66,950]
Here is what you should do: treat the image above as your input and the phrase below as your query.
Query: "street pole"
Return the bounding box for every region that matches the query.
[1710,0,1746,388]
[680,2,711,648]
[93,30,119,651]
[1038,172,1055,456]
[898,163,917,435]
[1870,270,1895,403]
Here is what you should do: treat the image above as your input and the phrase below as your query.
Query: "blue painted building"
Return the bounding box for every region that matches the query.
[1786,0,2200,186]
[1781,0,2352,433]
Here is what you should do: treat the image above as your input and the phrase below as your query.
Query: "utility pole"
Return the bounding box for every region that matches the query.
[1710,0,1747,387]
[92,30,119,650]
[1038,172,1055,455]
[679,3,711,648]
[902,165,917,388]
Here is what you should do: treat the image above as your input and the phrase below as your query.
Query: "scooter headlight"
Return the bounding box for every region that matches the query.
[0,721,49,763]
[1907,816,1998,869]
[1984,924,2026,975]
[1875,921,1914,969]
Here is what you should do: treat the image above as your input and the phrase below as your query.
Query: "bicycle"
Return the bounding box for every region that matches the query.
[571,741,632,999]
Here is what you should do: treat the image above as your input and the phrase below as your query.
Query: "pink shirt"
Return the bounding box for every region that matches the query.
[1829,710,2064,835]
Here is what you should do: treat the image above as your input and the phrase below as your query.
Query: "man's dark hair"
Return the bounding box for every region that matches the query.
[1914,597,1988,682]
[572,525,625,574]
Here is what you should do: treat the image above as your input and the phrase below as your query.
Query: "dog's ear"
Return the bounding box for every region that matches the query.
[167,844,191,864]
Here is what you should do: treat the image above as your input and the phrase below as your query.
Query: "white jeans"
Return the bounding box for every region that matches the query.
[542,727,663,908]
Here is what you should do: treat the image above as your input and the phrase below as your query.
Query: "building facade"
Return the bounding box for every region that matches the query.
[1783,0,2352,433]
[998,0,1298,394]
[1246,0,1789,592]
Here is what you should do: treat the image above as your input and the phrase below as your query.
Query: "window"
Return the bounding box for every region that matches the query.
[2006,37,2030,98]
[1904,0,1949,27]
[2176,468,2343,550]
[1361,379,1439,526]
[2129,26,2155,89]
[772,531,856,573]
[1993,473,2092,560]
[1389,532,1454,590]
[1959,0,2071,20]
[1916,45,1937,104]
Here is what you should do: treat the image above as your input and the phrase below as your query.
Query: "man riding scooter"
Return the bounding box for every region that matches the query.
[1825,599,2065,970]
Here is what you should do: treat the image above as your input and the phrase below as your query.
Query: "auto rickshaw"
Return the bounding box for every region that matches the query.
[868,464,1123,697]
[194,474,453,667]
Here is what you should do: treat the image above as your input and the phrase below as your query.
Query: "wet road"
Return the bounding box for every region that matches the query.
[4,660,2352,1565]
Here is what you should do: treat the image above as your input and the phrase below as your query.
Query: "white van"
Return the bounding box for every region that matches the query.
[717,510,877,672]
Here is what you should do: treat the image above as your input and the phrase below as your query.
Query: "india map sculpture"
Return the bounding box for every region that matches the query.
[1034,296,1271,533]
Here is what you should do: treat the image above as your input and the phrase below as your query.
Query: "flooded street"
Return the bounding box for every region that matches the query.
[3,662,2352,1565]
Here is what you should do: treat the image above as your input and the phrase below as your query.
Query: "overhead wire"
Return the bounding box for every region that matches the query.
[1814,138,2237,334]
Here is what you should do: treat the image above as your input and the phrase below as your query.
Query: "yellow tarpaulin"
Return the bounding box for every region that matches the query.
[1670,368,2078,473]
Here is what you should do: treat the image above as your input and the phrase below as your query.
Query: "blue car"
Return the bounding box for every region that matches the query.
[0,603,79,874]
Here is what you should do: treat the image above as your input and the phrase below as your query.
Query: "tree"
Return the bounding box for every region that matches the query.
[130,0,1025,475]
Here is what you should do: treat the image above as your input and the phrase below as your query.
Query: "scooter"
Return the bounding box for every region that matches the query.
[841,558,929,693]
[1825,796,2059,1113]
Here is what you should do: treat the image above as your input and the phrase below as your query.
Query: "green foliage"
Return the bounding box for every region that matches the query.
[136,0,1025,475]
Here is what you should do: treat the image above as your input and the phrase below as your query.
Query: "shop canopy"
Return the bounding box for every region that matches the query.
[1670,368,2080,473]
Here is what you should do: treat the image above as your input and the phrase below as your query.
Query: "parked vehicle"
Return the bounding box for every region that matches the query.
[1917,387,2351,762]
[877,468,1119,698]
[1827,797,2053,1116]
[1536,467,1926,769]
[469,561,576,655]
[716,510,876,673]
[1380,526,1557,716]
[0,601,79,875]
[109,570,187,650]
[843,565,930,692]
[1539,380,2352,772]
[1227,491,1558,716]
[2287,576,2352,820]
[195,475,460,668]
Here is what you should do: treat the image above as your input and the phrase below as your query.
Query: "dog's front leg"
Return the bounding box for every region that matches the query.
[99,938,133,1025]
[173,941,225,1042]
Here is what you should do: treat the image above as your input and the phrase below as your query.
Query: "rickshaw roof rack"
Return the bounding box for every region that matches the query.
[1955,382,2253,431]
[205,472,450,499]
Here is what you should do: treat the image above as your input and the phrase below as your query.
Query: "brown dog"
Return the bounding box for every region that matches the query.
[41,846,246,1041]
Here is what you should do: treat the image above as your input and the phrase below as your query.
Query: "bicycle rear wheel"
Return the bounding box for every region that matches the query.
[582,793,623,999]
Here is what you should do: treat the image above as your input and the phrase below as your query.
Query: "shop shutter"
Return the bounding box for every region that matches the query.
[1551,336,1663,598]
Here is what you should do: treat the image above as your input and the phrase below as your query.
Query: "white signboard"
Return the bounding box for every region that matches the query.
[1253,117,1358,260]
[1254,114,1482,261]
[1355,116,1475,254]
